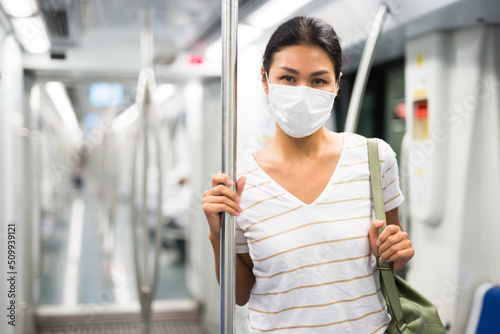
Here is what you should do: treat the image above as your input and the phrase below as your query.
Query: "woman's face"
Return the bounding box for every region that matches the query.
[262,44,340,95]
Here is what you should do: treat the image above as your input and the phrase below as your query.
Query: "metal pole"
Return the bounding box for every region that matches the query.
[131,71,159,334]
[19,100,35,334]
[141,9,154,69]
[129,9,162,334]
[130,72,144,333]
[150,80,163,334]
[220,0,238,333]
[140,11,152,296]
[344,3,388,133]
[399,132,410,232]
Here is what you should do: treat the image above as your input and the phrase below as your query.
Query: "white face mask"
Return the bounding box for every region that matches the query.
[266,73,337,138]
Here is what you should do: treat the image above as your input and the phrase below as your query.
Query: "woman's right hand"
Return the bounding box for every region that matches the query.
[202,173,246,237]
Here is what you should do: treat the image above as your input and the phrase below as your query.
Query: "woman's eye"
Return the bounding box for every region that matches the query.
[312,78,327,85]
[281,76,295,82]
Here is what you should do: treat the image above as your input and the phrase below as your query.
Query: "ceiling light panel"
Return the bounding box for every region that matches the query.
[0,0,38,18]
[11,15,51,53]
[246,0,314,30]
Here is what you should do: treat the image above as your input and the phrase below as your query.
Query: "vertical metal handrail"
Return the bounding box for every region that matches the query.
[344,2,389,133]
[110,131,117,255]
[99,129,117,259]
[399,132,411,232]
[150,79,163,329]
[129,9,163,334]
[106,130,117,257]
[220,0,238,333]
[19,126,35,333]
[131,70,163,334]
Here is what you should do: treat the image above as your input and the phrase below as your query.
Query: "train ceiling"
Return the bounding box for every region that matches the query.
[0,0,496,80]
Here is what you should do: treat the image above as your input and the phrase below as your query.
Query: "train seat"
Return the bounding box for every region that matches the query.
[465,283,500,334]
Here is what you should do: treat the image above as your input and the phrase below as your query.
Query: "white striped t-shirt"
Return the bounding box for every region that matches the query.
[235,132,404,333]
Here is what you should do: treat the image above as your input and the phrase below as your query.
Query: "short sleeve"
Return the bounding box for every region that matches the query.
[235,217,249,253]
[378,139,405,212]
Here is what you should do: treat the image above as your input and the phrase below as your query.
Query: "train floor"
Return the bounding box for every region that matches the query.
[35,183,203,333]
[37,318,206,334]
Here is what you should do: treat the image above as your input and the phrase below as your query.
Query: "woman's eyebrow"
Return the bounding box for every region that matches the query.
[278,66,299,75]
[277,67,331,77]
[309,70,331,77]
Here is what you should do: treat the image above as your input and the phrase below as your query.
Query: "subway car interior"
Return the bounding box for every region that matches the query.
[1,0,499,333]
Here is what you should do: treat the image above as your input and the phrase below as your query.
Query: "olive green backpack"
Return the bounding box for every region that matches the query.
[367,138,446,334]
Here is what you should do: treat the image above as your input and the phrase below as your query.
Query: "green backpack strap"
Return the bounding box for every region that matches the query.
[367,138,407,332]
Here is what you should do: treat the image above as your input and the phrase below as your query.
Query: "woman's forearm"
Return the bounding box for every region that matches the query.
[209,231,255,306]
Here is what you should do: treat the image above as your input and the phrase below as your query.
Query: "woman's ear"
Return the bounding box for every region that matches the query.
[336,72,343,94]
[261,66,269,95]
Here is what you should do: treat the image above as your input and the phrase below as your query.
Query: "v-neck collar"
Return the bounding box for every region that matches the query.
[250,132,347,207]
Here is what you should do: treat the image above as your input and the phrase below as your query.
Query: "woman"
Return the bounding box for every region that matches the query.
[202,16,414,333]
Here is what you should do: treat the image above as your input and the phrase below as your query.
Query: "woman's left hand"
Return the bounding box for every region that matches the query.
[369,220,415,272]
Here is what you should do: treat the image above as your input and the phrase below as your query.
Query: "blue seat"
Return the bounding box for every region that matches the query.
[466,283,500,334]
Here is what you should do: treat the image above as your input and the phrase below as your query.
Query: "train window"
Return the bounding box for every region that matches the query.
[89,82,124,108]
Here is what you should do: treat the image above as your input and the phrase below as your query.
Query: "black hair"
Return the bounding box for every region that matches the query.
[262,16,342,82]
